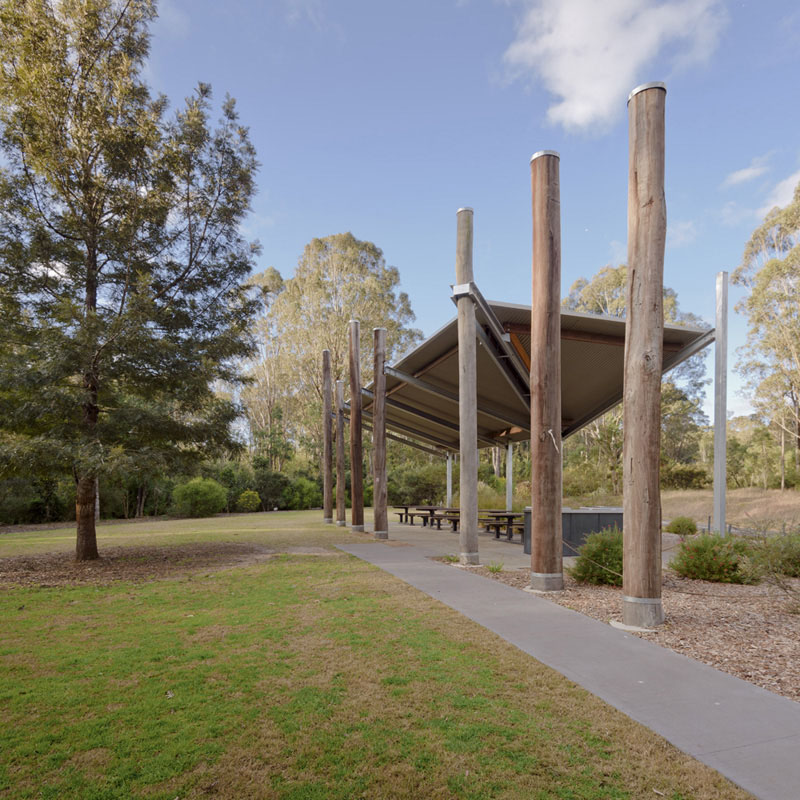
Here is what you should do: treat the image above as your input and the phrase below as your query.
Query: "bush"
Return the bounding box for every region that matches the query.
[749,532,800,578]
[666,515,697,536]
[236,489,262,513]
[253,467,291,510]
[569,527,623,587]
[172,477,227,518]
[389,464,446,506]
[283,477,322,510]
[669,534,757,584]
[660,462,709,490]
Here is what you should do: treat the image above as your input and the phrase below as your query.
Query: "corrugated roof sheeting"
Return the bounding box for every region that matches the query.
[362,299,713,454]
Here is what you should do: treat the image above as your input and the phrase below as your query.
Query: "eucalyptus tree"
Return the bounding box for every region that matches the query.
[734,180,800,466]
[246,233,422,457]
[0,0,259,559]
[562,265,709,492]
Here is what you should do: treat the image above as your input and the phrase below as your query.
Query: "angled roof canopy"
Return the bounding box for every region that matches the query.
[361,297,713,454]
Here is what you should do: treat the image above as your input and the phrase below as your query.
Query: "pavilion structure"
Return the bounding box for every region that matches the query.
[320,82,723,629]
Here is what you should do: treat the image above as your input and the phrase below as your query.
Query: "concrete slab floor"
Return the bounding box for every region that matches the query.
[337,520,800,800]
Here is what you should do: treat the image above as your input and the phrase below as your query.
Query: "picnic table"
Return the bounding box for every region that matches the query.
[483,510,523,540]
[392,504,413,523]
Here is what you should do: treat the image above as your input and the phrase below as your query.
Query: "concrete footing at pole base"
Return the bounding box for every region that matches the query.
[460,552,479,565]
[530,571,564,591]
[374,531,388,540]
[336,521,346,527]
[323,518,333,524]
[351,525,365,533]
[622,595,664,628]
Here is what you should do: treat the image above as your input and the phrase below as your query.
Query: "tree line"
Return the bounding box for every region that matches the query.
[1,1,798,561]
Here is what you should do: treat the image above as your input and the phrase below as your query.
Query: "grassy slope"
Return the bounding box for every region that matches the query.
[0,513,751,799]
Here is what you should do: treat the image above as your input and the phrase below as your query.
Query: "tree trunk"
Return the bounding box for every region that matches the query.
[136,485,147,517]
[781,426,786,490]
[76,474,99,560]
[77,239,100,561]
[492,446,502,477]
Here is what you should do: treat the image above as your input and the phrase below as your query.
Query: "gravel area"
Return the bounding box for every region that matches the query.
[461,563,800,703]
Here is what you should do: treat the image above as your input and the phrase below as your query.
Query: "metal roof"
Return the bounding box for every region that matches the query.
[362,297,714,453]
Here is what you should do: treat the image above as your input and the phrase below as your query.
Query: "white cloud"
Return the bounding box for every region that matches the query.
[504,0,727,132]
[758,169,800,217]
[722,154,770,187]
[667,219,696,248]
[718,200,754,228]
[283,0,326,29]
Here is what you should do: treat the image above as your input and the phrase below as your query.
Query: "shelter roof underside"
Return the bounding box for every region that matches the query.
[362,300,714,453]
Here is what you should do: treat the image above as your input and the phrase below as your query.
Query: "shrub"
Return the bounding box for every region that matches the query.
[389,464,446,506]
[666,515,697,536]
[660,462,709,490]
[569,527,623,587]
[236,489,262,513]
[283,477,322,510]
[749,532,800,578]
[253,467,291,510]
[669,534,758,584]
[172,477,227,518]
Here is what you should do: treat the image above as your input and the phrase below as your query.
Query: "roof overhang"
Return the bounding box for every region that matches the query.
[362,298,713,454]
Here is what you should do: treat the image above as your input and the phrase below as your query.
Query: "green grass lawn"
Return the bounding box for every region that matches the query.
[0,513,750,799]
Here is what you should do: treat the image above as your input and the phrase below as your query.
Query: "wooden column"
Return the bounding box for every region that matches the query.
[349,319,365,532]
[322,350,334,523]
[446,452,453,508]
[505,443,513,512]
[530,151,563,591]
[713,271,728,534]
[623,82,667,628]
[455,208,479,564]
[335,380,347,526]
[373,328,388,539]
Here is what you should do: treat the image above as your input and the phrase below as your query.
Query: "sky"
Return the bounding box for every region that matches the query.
[146,0,800,420]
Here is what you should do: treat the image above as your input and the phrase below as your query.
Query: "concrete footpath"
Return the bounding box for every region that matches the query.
[338,534,800,800]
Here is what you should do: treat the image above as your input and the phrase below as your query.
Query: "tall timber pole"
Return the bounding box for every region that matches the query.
[322,350,333,523]
[623,82,667,628]
[373,327,388,539]
[349,320,364,532]
[530,150,563,591]
[455,207,479,565]
[713,271,728,534]
[335,380,347,527]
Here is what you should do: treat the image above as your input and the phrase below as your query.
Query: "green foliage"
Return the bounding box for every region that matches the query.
[389,463,446,506]
[666,516,698,536]
[669,534,758,584]
[661,462,709,490]
[236,489,262,513]
[252,458,292,510]
[570,527,623,587]
[748,532,800,578]
[172,477,227,518]
[0,0,259,556]
[205,461,256,513]
[282,477,322,511]
[244,232,423,458]
[487,562,504,573]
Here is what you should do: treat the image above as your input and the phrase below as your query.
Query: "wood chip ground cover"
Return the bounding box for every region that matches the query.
[0,522,751,799]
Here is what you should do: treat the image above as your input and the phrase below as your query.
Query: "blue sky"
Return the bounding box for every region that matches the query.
[146,0,800,419]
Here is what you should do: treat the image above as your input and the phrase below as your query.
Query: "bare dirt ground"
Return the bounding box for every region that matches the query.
[0,542,333,588]
[463,563,800,703]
